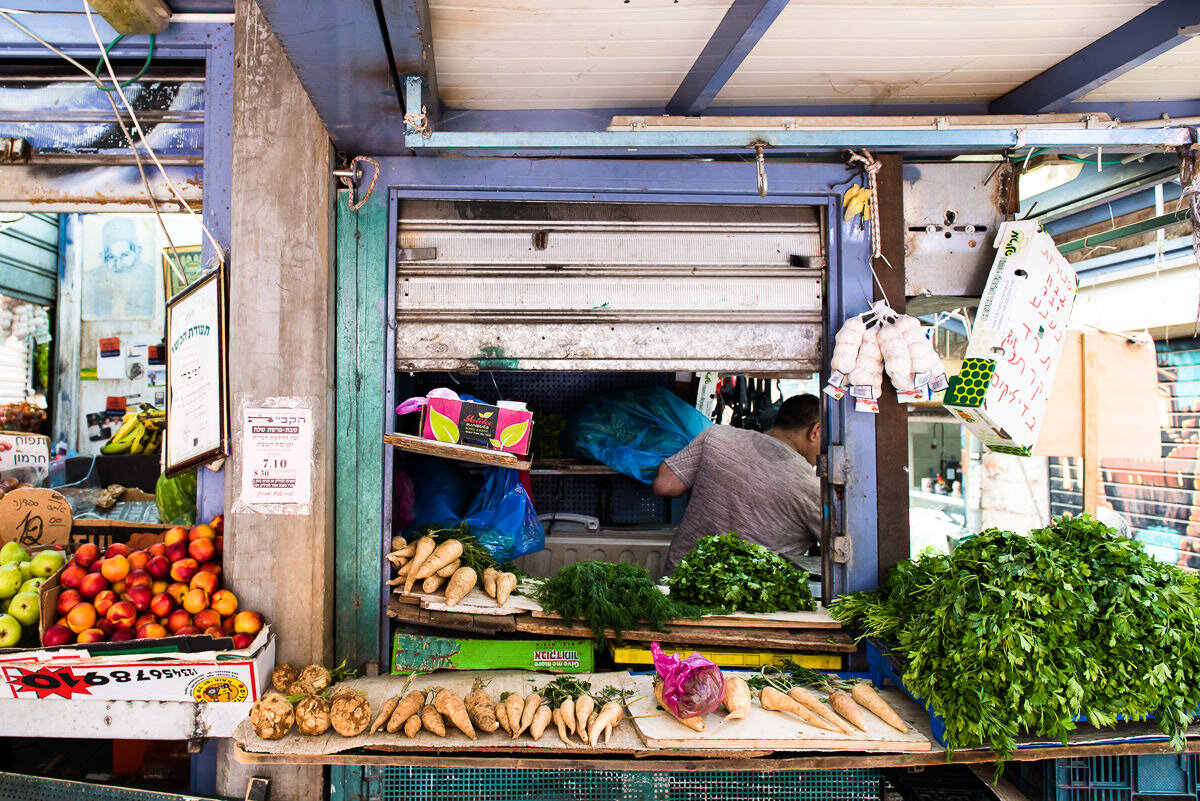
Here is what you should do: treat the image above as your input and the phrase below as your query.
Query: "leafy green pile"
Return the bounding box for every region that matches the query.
[830,516,1200,761]
[531,561,700,642]
[745,659,853,693]
[666,533,818,614]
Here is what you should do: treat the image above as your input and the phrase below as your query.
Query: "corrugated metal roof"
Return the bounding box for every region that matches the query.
[430,0,730,109]
[714,0,1162,106]
[1080,36,1200,102]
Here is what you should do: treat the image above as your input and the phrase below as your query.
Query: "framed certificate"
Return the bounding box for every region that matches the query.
[164,265,228,476]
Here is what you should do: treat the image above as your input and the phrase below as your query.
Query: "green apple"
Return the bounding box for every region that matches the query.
[0,565,22,600]
[0,542,29,565]
[28,551,64,579]
[7,591,38,627]
[0,614,20,647]
[18,577,43,595]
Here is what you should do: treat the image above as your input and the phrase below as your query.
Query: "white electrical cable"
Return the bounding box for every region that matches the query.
[0,8,189,283]
[83,1,225,268]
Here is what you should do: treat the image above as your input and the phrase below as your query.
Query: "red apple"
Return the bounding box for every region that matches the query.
[100,555,130,583]
[182,588,209,615]
[96,618,116,637]
[136,622,167,639]
[125,569,152,590]
[203,626,225,638]
[79,572,108,599]
[128,550,150,571]
[73,543,100,569]
[193,608,221,631]
[147,542,166,557]
[106,600,136,628]
[56,589,83,616]
[167,609,192,633]
[190,571,218,595]
[188,524,216,542]
[59,562,87,590]
[210,589,238,617]
[232,633,255,649]
[92,590,117,617]
[170,558,198,583]
[110,626,136,642]
[149,592,174,618]
[66,602,97,634]
[166,582,189,605]
[233,610,264,635]
[42,625,73,646]
[188,538,216,564]
[175,625,201,636]
[163,527,188,547]
[105,543,130,558]
[126,585,152,613]
[76,628,105,644]
[209,515,223,535]
[145,554,170,580]
[165,542,189,563]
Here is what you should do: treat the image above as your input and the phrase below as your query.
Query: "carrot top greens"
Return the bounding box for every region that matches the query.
[830,515,1200,764]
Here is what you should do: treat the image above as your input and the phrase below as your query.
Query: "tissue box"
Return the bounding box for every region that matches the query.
[421,397,533,456]
[943,221,1077,456]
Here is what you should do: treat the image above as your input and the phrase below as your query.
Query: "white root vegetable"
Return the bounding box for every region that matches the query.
[390,535,409,551]
[496,701,512,735]
[495,572,517,606]
[588,701,622,748]
[553,707,572,745]
[530,704,553,740]
[422,574,446,593]
[482,567,499,598]
[505,692,525,738]
[574,695,594,745]
[413,540,464,580]
[435,559,461,579]
[722,676,751,721]
[653,681,704,732]
[851,682,909,733]
[561,697,576,735]
[444,567,478,607]
[787,687,854,734]
[515,693,542,738]
[402,536,436,594]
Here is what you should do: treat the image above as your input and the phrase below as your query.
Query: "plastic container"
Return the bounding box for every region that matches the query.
[610,643,840,670]
[1010,755,1199,801]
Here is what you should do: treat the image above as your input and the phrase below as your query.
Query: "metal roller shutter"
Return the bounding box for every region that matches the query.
[395,200,825,373]
[0,213,58,305]
[1050,339,1200,570]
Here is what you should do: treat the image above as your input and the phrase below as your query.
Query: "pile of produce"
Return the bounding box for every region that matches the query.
[387,532,517,608]
[532,560,700,641]
[830,516,1200,759]
[0,542,66,647]
[101,403,166,455]
[252,662,367,739]
[666,533,817,614]
[0,476,34,501]
[44,516,267,647]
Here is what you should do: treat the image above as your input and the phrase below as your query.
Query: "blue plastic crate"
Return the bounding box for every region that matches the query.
[1008,755,1198,801]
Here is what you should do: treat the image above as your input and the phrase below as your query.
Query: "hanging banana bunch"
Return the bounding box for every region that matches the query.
[841,184,872,223]
[101,403,166,455]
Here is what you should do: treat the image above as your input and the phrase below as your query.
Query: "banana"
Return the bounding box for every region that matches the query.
[101,420,144,455]
[131,422,157,455]
[106,412,140,444]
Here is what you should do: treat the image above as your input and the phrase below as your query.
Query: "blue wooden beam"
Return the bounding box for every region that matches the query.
[991,0,1200,114]
[666,0,789,116]
[377,0,439,125]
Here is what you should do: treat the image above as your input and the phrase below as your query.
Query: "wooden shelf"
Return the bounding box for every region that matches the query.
[384,433,531,470]
[529,459,618,476]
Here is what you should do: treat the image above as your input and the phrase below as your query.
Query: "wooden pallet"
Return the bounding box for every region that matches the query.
[384,433,532,470]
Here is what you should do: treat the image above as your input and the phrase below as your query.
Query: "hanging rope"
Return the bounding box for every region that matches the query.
[340,156,381,212]
[403,105,433,139]
[847,148,884,262]
[1180,151,1200,336]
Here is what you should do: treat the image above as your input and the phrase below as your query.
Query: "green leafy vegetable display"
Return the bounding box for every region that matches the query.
[830,515,1200,762]
[745,659,853,693]
[531,561,700,642]
[666,533,818,614]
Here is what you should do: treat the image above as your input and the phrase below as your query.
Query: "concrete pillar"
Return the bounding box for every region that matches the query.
[216,1,334,798]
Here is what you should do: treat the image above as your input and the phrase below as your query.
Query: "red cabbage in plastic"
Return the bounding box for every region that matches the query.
[651,642,725,718]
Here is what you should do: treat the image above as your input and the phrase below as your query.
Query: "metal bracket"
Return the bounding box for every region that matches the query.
[827,445,848,486]
[397,247,437,262]
[1,138,30,164]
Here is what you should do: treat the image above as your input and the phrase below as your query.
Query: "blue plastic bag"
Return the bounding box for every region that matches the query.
[405,456,468,534]
[463,467,545,562]
[566,387,713,483]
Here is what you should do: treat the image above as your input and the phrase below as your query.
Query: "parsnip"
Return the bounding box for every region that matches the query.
[553,707,572,745]
[422,574,446,593]
[370,695,398,734]
[402,535,436,594]
[722,676,751,721]
[588,701,622,747]
[413,540,464,580]
[850,683,907,732]
[444,567,477,607]
[505,691,526,738]
[529,705,552,740]
[496,701,512,735]
[827,689,867,732]
[574,695,594,744]
[482,567,499,598]
[561,697,576,735]
[495,572,517,606]
[788,687,854,734]
[759,686,838,732]
[653,681,704,732]
[435,559,461,578]
[515,693,542,738]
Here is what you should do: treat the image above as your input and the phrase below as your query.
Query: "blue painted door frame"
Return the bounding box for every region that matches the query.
[335,156,878,666]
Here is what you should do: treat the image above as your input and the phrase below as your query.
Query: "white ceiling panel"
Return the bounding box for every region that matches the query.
[1079,36,1200,101]
[430,0,732,109]
[713,0,1162,107]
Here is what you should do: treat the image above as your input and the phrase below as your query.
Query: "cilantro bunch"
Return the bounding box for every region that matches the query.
[830,516,1200,762]
[665,533,818,614]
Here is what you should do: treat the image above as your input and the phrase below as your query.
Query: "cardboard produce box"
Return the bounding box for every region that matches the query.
[421,397,534,457]
[944,221,1077,456]
[393,631,593,673]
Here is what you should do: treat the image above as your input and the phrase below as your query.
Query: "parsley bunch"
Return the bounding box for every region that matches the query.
[830,516,1200,762]
[665,533,818,614]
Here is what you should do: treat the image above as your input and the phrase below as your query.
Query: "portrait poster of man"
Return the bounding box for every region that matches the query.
[82,215,158,321]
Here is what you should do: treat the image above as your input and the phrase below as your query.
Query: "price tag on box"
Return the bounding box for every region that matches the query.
[943,221,1077,456]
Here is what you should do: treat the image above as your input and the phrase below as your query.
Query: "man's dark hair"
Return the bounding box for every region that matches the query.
[771,393,819,432]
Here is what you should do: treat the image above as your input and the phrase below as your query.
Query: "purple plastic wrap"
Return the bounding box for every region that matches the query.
[651,642,725,718]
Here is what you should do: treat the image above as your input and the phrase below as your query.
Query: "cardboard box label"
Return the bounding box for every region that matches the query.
[0,660,258,702]
[393,633,593,673]
[943,221,1077,455]
[421,398,534,456]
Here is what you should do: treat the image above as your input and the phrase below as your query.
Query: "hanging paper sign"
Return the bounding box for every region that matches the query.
[239,407,313,506]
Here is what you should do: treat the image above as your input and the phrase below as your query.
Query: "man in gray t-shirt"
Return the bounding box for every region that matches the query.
[652,394,822,573]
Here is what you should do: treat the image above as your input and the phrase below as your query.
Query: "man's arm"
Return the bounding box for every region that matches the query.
[652,461,689,498]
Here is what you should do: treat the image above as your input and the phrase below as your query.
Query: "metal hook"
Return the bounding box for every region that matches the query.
[754,143,768,197]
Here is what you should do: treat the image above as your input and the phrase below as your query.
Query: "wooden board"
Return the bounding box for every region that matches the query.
[384,433,532,470]
[387,598,519,634]
[397,586,543,616]
[515,619,857,653]
[234,671,644,756]
[625,674,930,753]
[530,607,841,630]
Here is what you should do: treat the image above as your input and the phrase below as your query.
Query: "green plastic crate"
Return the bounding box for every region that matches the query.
[379,767,882,801]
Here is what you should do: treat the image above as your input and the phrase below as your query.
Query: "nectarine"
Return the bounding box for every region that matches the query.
[233,610,264,635]
[136,622,167,639]
[59,563,87,590]
[170,558,198,583]
[56,589,82,616]
[42,624,72,646]
[92,589,116,617]
[166,582,189,605]
[193,608,221,631]
[188,524,215,542]
[106,600,136,628]
[79,572,108,599]
[73,543,100,569]
[65,602,97,634]
[188,538,215,564]
[100,555,130,583]
[126,585,152,612]
[163,527,188,547]
[105,543,130,558]
[145,554,170,580]
[128,551,149,571]
[149,592,174,618]
[182,588,209,615]
[210,589,238,617]
[166,608,192,633]
[76,628,105,644]
[189,571,218,595]
[126,569,152,590]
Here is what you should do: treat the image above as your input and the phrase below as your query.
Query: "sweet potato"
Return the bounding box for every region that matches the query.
[434,688,477,740]
[403,714,421,738]
[386,690,425,733]
[465,679,499,733]
[370,696,398,734]
[421,704,446,737]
